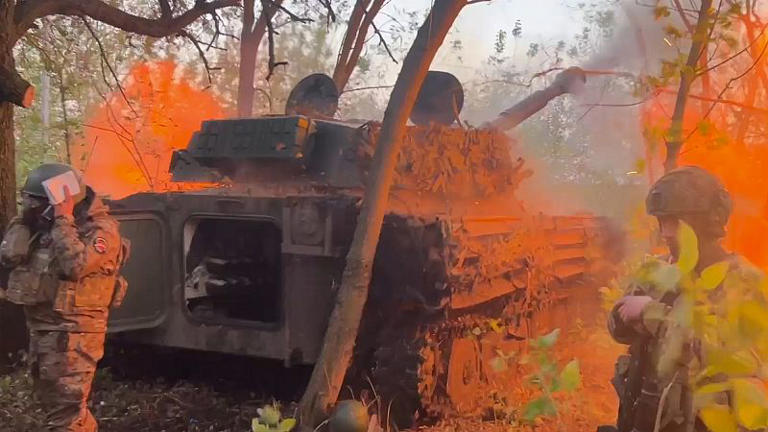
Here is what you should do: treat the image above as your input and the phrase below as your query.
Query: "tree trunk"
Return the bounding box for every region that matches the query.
[296,0,467,427]
[0,64,34,108]
[237,0,258,117]
[237,0,282,117]
[736,13,768,146]
[0,0,28,374]
[0,0,17,233]
[664,0,712,173]
[332,0,369,92]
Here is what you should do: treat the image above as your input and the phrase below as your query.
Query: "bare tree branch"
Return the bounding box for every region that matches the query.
[317,0,336,23]
[664,0,712,172]
[683,32,768,143]
[332,0,387,91]
[267,0,313,24]
[81,17,137,116]
[370,18,396,64]
[261,0,288,81]
[159,0,172,18]
[672,0,695,33]
[341,84,394,93]
[179,30,220,84]
[14,0,239,42]
[698,17,768,76]
[334,0,369,82]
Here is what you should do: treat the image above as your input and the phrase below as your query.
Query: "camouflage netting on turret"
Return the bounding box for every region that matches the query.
[358,122,602,312]
[360,123,533,200]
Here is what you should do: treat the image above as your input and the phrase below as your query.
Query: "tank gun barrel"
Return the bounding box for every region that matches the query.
[486,67,587,131]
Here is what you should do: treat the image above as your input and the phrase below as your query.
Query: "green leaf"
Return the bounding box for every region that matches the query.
[522,396,557,421]
[677,222,699,275]
[259,405,281,426]
[732,379,768,429]
[698,119,714,136]
[559,359,581,392]
[699,405,738,432]
[651,262,682,293]
[490,356,508,373]
[252,421,270,432]
[277,419,297,432]
[696,261,730,291]
[550,376,561,392]
[533,329,560,349]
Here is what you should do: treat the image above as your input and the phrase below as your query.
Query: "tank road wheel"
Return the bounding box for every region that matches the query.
[445,336,486,416]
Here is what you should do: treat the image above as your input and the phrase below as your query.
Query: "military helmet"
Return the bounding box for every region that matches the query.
[646,165,732,234]
[21,163,86,203]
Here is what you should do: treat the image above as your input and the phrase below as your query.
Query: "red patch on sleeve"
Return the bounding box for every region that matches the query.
[93,237,108,254]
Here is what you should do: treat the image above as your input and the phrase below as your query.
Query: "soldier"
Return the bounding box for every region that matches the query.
[606,165,766,432]
[0,163,128,432]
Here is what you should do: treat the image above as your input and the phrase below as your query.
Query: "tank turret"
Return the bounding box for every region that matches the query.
[169,69,588,191]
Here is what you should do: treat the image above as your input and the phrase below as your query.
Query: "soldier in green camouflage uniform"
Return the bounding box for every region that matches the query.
[607,166,767,432]
[0,163,128,432]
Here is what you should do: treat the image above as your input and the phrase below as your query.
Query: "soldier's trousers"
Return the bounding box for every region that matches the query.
[29,330,105,432]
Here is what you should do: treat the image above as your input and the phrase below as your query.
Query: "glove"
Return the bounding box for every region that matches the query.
[616,295,653,324]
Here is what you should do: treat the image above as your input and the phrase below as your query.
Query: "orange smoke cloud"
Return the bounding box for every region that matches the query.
[73,61,228,199]
[642,90,768,269]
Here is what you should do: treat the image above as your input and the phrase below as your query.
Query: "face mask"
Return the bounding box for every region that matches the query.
[19,194,51,228]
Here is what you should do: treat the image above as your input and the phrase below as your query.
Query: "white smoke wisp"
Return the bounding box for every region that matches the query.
[507,1,688,217]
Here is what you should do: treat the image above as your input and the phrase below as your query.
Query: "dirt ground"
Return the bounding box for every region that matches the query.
[0,295,623,432]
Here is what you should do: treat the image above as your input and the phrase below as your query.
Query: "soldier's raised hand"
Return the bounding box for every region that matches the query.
[53,185,75,218]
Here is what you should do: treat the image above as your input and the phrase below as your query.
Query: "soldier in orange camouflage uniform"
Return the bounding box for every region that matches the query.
[0,163,128,432]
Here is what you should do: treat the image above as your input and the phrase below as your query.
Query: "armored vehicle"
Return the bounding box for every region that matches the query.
[2,68,616,424]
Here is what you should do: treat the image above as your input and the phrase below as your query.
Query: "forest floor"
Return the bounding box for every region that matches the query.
[0,296,623,432]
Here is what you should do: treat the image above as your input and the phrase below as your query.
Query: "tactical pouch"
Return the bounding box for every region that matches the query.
[5,248,55,306]
[73,276,114,308]
[53,280,76,312]
[6,267,44,305]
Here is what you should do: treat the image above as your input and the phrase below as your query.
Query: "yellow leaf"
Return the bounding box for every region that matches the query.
[489,319,504,333]
[677,222,699,274]
[737,301,768,340]
[699,405,737,432]
[732,379,768,429]
[696,261,730,291]
[696,382,731,395]
[702,349,758,378]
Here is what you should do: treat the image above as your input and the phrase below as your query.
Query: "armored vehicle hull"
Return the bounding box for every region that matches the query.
[105,111,615,425]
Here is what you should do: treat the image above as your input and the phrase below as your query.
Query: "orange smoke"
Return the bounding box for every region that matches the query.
[73,61,228,199]
[680,133,768,269]
[641,84,768,269]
